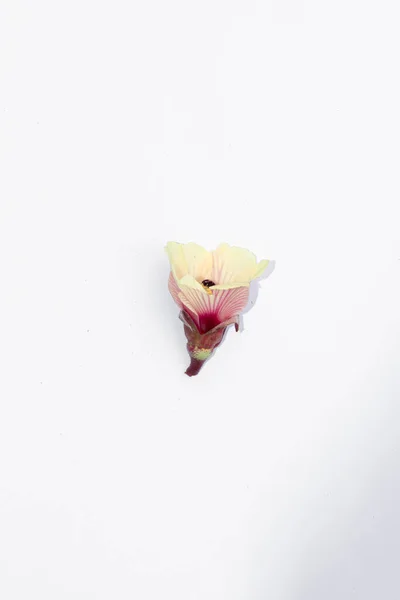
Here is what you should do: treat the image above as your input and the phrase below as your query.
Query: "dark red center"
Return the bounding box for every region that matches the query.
[202,279,216,288]
[198,313,220,333]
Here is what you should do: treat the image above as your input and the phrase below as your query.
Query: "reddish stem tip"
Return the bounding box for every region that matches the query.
[185,357,205,377]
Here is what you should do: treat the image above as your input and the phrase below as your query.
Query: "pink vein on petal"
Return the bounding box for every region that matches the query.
[178,285,249,333]
[216,287,249,322]
[168,272,184,309]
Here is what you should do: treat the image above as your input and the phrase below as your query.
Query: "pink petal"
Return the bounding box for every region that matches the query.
[168,272,184,310]
[216,286,249,322]
[178,285,249,333]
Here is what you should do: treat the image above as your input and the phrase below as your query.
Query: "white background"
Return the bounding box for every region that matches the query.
[1,1,399,598]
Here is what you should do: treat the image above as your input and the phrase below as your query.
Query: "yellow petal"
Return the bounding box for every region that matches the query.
[165,241,212,282]
[178,274,207,292]
[212,282,250,290]
[253,259,270,279]
[165,242,187,280]
[211,244,259,284]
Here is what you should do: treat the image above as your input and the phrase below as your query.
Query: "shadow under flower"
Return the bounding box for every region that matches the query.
[239,259,276,332]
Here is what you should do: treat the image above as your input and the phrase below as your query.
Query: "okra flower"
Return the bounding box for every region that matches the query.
[166,242,270,376]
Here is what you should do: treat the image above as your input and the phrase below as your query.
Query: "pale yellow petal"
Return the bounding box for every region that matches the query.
[165,241,212,282]
[181,242,212,282]
[211,244,258,284]
[178,274,207,292]
[212,282,250,290]
[253,259,270,280]
[165,242,187,280]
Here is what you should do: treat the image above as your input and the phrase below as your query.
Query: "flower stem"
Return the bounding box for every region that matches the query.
[185,357,205,377]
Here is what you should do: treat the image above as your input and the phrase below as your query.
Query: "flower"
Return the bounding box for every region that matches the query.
[166,242,270,376]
